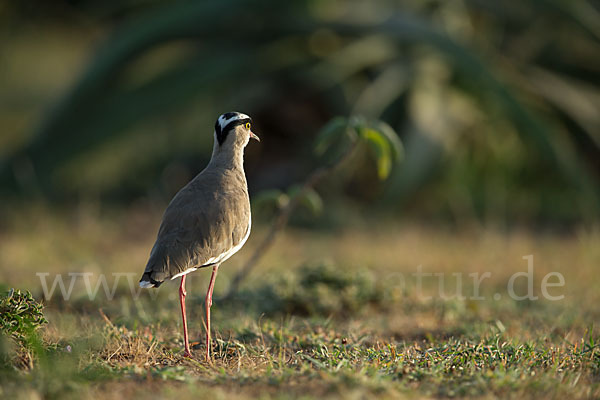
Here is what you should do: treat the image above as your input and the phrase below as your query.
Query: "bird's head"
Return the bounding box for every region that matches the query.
[214,112,260,149]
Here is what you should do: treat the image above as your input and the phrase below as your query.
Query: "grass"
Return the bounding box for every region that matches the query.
[1,204,599,399]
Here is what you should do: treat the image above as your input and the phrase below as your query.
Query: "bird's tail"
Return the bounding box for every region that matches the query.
[139,243,169,288]
[139,271,163,288]
[140,241,200,288]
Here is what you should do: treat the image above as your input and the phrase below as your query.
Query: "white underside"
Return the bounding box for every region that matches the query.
[139,215,252,288]
[171,267,198,280]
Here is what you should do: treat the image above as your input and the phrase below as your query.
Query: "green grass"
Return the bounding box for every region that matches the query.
[1,205,599,399]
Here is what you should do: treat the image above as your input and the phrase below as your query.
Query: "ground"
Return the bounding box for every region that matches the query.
[0,204,599,399]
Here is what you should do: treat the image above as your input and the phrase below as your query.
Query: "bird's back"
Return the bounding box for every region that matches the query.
[140,166,250,287]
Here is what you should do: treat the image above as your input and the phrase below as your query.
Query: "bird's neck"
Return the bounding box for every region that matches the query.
[208,143,245,173]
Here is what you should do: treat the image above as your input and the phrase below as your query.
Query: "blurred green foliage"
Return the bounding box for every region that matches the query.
[314,116,404,179]
[1,0,599,225]
[254,116,402,217]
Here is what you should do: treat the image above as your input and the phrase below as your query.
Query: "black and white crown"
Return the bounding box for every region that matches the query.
[214,112,252,145]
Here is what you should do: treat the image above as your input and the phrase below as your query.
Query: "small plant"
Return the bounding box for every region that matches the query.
[0,288,47,344]
[232,262,384,317]
[286,262,383,316]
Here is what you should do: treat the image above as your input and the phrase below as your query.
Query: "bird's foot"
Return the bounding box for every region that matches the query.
[183,350,192,358]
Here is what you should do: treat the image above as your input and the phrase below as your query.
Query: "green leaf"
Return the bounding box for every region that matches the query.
[360,128,393,180]
[252,189,290,210]
[374,121,404,162]
[313,117,348,156]
[313,117,360,168]
[288,185,324,216]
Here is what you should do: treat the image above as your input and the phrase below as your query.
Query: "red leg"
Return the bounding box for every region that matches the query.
[179,275,191,358]
[205,264,219,362]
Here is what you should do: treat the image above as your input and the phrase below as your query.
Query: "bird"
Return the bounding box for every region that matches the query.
[139,112,259,361]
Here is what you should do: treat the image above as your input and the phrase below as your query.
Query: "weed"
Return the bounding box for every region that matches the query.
[0,288,47,343]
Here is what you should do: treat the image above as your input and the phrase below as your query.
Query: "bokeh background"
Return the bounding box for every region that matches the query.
[2,0,599,227]
[2,2,600,398]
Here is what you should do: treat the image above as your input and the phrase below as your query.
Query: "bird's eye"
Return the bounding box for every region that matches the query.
[245,122,251,130]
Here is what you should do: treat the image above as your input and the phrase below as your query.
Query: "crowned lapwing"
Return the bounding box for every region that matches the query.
[139,112,259,360]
